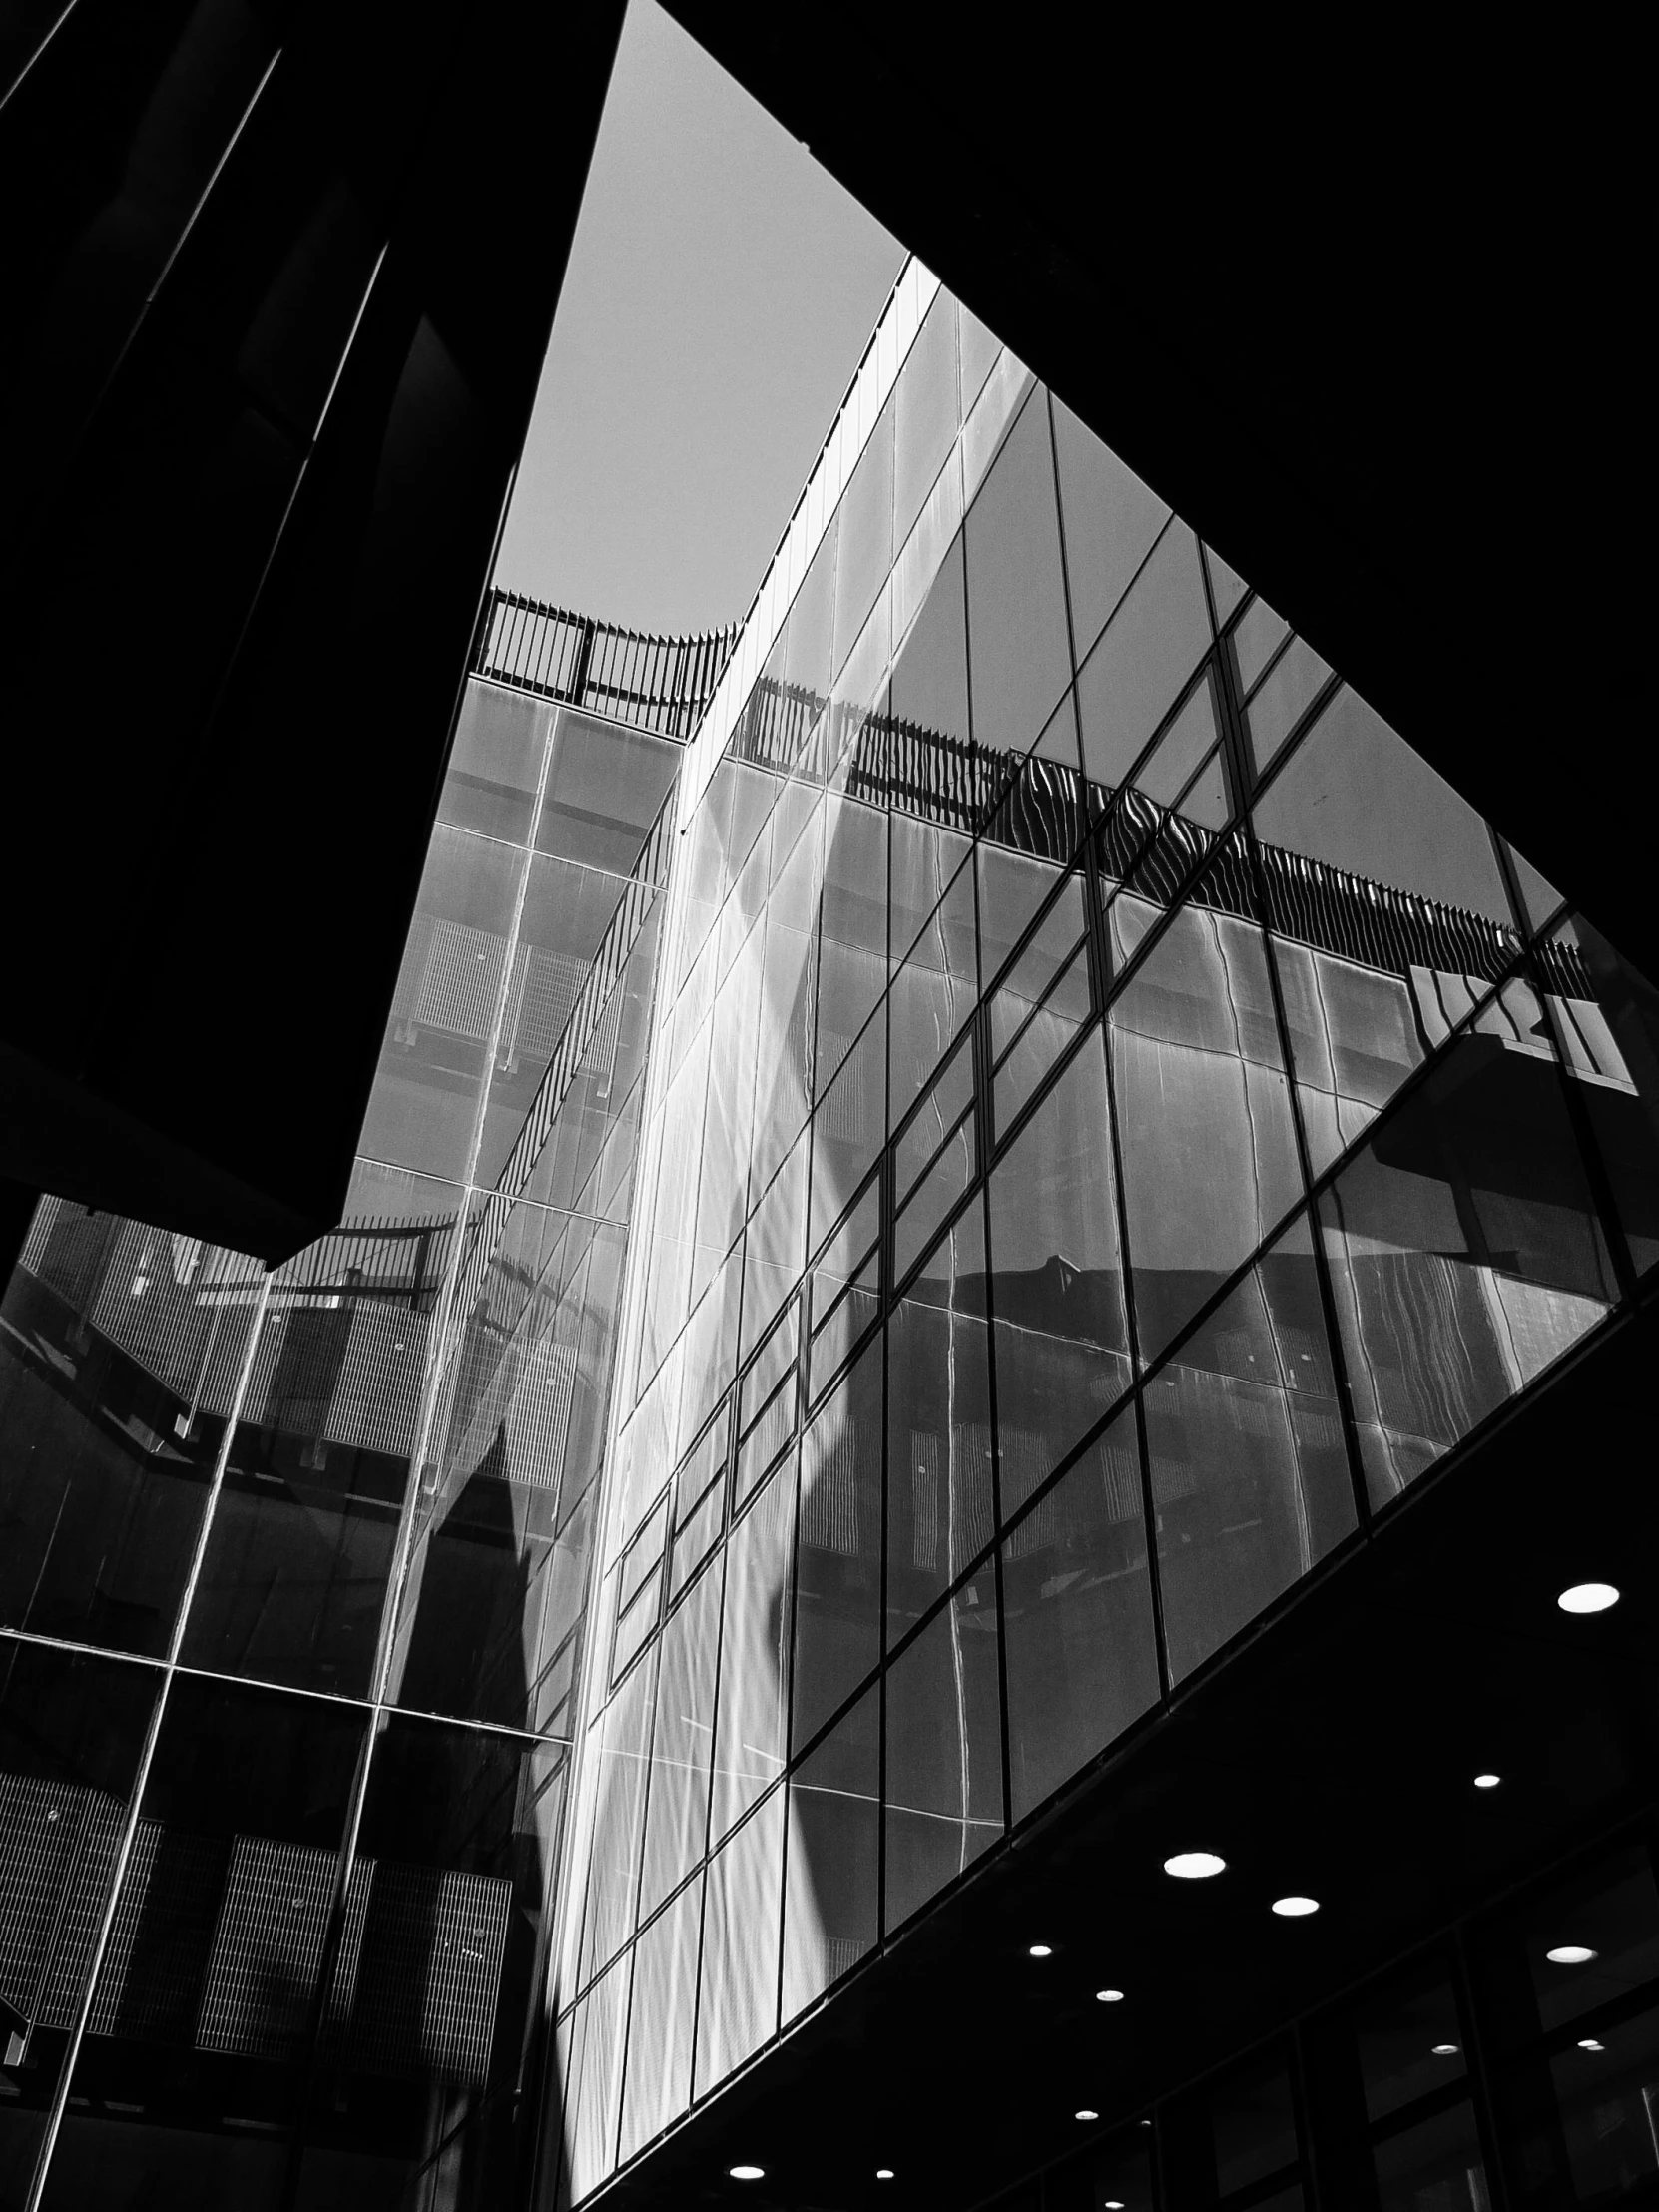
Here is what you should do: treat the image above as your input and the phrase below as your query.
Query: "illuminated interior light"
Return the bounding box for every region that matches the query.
[1546,1945,1598,1965]
[1271,1896,1319,1918]
[1096,1988,1125,2003]
[1557,1582,1619,1614]
[1164,1851,1226,1880]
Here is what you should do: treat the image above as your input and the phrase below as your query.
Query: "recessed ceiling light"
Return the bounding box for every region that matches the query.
[1096,1988,1125,2003]
[1028,1943,1053,1957]
[1558,1582,1619,1614]
[1164,1851,1226,1880]
[1431,2043,1459,2056]
[1579,2039,1605,2052]
[1105,2202,1126,2210]
[1075,2109,1099,2122]
[1473,1773,1500,1789]
[1272,1896,1320,1918]
[876,2170,894,2181]
[729,2166,765,2182]
[1546,1945,1599,1965]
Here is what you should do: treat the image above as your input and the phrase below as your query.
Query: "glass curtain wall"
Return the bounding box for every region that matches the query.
[552,265,1659,2200]
[0,675,684,2212]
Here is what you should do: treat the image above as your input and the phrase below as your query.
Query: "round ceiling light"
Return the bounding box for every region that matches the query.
[1028,1943,1053,1957]
[1164,1851,1226,1880]
[729,2167,765,2182]
[1271,1896,1320,1918]
[1558,1582,1620,1614]
[1473,1773,1500,1789]
[1096,1987,1125,2003]
[1546,1944,1599,1965]
[876,2170,894,2181]
[1075,2108,1099,2122]
[1431,2043,1459,2056]
[1579,2039,1605,2052]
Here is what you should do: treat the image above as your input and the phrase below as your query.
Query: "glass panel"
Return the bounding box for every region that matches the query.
[694,1786,784,2094]
[989,870,1087,1045]
[691,914,764,1309]
[1507,842,1565,934]
[896,1040,975,1203]
[1546,2005,1659,2205]
[0,1643,159,2190]
[1270,935,1429,1182]
[1352,1955,1469,2122]
[1093,2128,1156,2212]
[964,389,1071,758]
[993,942,1092,1135]
[1186,2049,1302,2199]
[1110,892,1303,1365]
[1052,395,1171,666]
[710,1460,798,1844]
[884,1565,1002,1935]
[638,1559,722,1921]
[1231,596,1291,698]
[891,816,972,975]
[577,1650,657,1984]
[889,862,977,1128]
[786,512,838,712]
[1543,913,1659,1276]
[49,1679,365,2211]
[810,1006,886,1260]
[1372,2101,1489,2212]
[1134,671,1221,809]
[791,1334,881,1755]
[893,1114,975,1289]
[1000,1401,1157,1823]
[1149,1215,1355,1682]
[1254,684,1514,926]
[1076,524,1211,801]
[988,1041,1130,1512]
[894,286,960,547]
[887,1200,994,1647]
[0,1212,264,1656]
[1518,1848,1659,2036]
[890,529,970,749]
[740,1130,808,1366]
[566,1951,628,2197]
[809,1252,879,1404]
[816,796,887,1098]
[832,392,894,677]
[1204,543,1247,629]
[1320,975,1618,1510]
[438,679,549,843]
[959,304,999,416]
[535,707,677,872]
[781,1683,878,2024]
[617,1875,702,2160]
[1246,634,1335,772]
[979,845,1077,1000]
[749,811,822,1198]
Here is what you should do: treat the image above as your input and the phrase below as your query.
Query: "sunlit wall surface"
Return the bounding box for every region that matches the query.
[0,668,688,2212]
[551,268,1659,2197]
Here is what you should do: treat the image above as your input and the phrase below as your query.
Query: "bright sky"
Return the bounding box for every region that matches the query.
[493,1,903,639]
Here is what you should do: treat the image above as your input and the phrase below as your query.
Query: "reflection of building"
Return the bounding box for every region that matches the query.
[3,257,1659,2212]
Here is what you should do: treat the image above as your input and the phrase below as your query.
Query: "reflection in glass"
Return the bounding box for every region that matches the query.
[694,1786,784,2093]
[1109,890,1303,1365]
[1543,914,1659,1276]
[577,1650,657,1985]
[1052,393,1170,667]
[638,1558,721,1920]
[617,1875,702,2161]
[1148,1214,1354,1681]
[782,1684,877,2023]
[791,1335,881,1755]
[1076,523,1211,798]
[886,1201,994,1647]
[1352,1955,1469,2122]
[1000,1403,1157,1823]
[1371,2101,1488,2212]
[889,850,976,1127]
[964,388,1071,758]
[884,1570,1002,1933]
[710,1462,797,1843]
[988,1042,1130,1512]
[1321,977,1617,1508]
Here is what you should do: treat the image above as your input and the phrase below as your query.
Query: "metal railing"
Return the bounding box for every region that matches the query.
[471,588,735,740]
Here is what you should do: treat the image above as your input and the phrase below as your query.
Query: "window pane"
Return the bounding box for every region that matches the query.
[577,1649,658,1984]
[894,1114,975,1289]
[993,943,1092,1136]
[1148,1213,1355,1681]
[896,1040,975,1202]
[1093,2129,1156,2212]
[439,680,549,843]
[989,871,1087,1045]
[1052,395,1171,666]
[884,1570,1003,1933]
[816,796,887,1098]
[889,529,970,749]
[1110,893,1303,1365]
[618,1875,702,2160]
[1246,634,1334,771]
[894,286,960,547]
[792,1334,881,1754]
[740,1130,808,1365]
[811,1008,885,1246]
[710,1461,798,1843]
[979,844,1077,998]
[639,1560,722,1920]
[781,1683,878,2023]
[1545,2005,1659,2205]
[964,388,1071,758]
[536,707,677,872]
[1001,1402,1157,1823]
[1269,935,1429,1181]
[1543,913,1659,1276]
[1372,2101,1488,2212]
[1231,596,1291,698]
[749,811,822,1196]
[1076,524,1211,799]
[694,1787,784,2095]
[988,1041,1130,1512]
[1254,684,1513,926]
[1321,975,1618,1509]
[887,1201,994,1647]
[1350,1954,1469,2123]
[832,394,894,677]
[889,864,977,1128]
[786,512,838,710]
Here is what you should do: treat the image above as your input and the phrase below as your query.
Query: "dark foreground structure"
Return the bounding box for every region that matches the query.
[0,12,1654,2212]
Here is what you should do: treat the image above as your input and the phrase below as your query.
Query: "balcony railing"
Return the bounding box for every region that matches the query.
[470,587,735,740]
